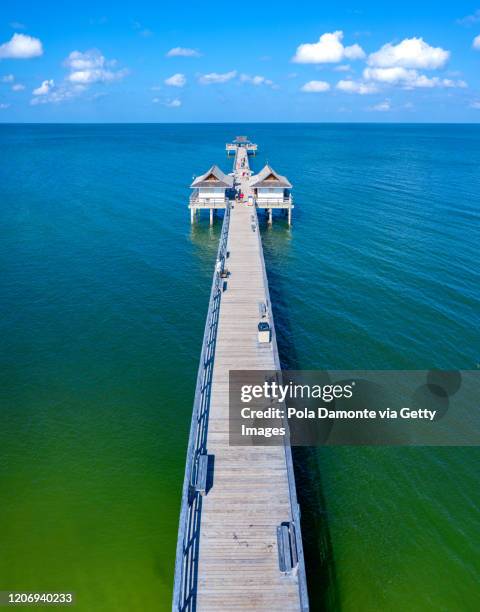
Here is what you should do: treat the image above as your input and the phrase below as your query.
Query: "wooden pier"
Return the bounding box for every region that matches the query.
[173,141,308,611]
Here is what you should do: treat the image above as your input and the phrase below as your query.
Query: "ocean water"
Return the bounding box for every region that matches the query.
[0,124,479,611]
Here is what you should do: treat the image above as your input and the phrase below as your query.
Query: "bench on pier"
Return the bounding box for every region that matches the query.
[195,454,208,496]
[194,453,212,496]
[277,522,299,575]
[258,301,268,319]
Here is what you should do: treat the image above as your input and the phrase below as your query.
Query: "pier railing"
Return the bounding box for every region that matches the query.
[189,191,230,208]
[226,143,258,154]
[253,206,309,611]
[173,202,231,612]
[255,196,294,208]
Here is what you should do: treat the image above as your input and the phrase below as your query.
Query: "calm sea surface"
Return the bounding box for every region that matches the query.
[1,124,479,611]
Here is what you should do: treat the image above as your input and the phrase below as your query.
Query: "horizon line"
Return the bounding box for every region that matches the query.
[1,121,480,126]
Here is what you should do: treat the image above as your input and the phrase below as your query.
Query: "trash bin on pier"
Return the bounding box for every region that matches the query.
[258,321,271,344]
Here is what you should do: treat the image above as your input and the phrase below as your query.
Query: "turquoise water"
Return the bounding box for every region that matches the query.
[1,124,479,611]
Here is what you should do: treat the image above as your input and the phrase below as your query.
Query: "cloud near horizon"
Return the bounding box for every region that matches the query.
[329,37,462,95]
[240,74,274,86]
[301,80,331,92]
[370,99,391,111]
[336,80,378,94]
[33,79,54,95]
[3,16,475,119]
[363,66,466,89]
[29,49,127,106]
[367,37,449,69]
[293,31,365,64]
[198,70,237,84]
[65,50,127,84]
[30,84,77,105]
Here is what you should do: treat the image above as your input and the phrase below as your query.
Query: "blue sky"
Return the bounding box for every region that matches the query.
[1,1,480,122]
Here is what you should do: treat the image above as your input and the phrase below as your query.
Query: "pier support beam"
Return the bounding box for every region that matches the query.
[288,207,292,226]
[210,208,213,226]
[190,208,194,223]
[268,208,272,225]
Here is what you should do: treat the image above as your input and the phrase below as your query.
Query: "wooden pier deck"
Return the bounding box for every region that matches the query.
[173,143,308,611]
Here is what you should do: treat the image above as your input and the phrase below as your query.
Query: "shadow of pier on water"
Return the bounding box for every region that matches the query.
[260,222,341,612]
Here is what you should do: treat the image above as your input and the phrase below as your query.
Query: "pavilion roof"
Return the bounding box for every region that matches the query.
[249,164,292,188]
[190,165,234,189]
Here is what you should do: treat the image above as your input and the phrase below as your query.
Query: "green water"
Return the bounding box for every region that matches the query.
[1,124,479,611]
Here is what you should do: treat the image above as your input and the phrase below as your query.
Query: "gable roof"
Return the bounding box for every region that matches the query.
[249,164,292,189]
[190,165,234,189]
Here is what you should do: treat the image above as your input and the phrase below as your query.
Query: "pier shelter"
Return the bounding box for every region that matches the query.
[189,165,234,224]
[250,164,293,224]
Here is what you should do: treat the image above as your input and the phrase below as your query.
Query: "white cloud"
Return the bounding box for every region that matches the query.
[368,37,449,69]
[292,31,365,64]
[0,102,10,109]
[166,47,201,57]
[363,67,467,89]
[65,50,127,84]
[370,99,391,111]
[74,69,115,84]
[334,64,351,72]
[2,74,15,82]
[301,80,331,92]
[30,84,78,105]
[164,73,186,87]
[29,49,126,107]
[336,79,378,94]
[240,74,274,86]
[470,101,480,109]
[198,70,237,84]
[153,97,181,107]
[473,35,480,49]
[12,83,25,91]
[409,76,466,89]
[0,33,43,59]
[364,66,414,84]
[65,50,104,71]
[33,79,54,95]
